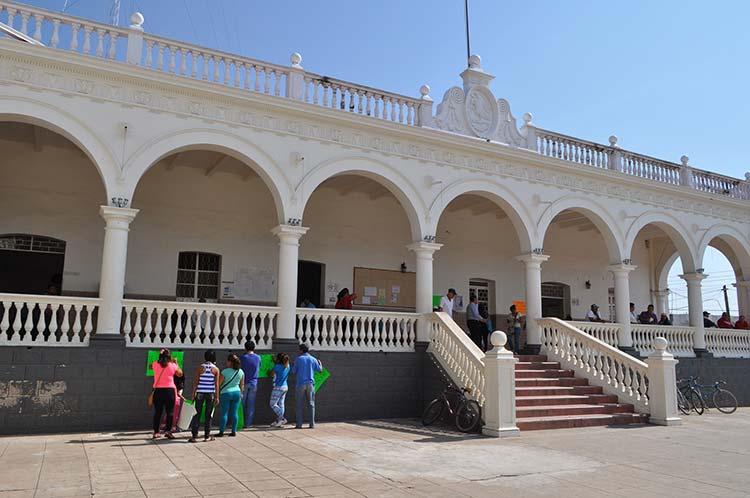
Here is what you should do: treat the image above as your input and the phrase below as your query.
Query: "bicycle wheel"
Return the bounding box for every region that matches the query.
[455,400,482,433]
[713,389,738,414]
[422,398,445,426]
[688,389,705,415]
[676,388,691,416]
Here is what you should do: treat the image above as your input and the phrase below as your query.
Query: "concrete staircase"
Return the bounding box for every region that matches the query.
[515,354,649,430]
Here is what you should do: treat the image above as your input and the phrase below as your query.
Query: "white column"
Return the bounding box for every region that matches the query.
[407,241,443,342]
[608,263,637,349]
[515,253,549,350]
[680,272,707,351]
[272,224,309,341]
[734,280,750,317]
[97,206,139,335]
[653,289,670,316]
[482,331,520,437]
[645,337,681,426]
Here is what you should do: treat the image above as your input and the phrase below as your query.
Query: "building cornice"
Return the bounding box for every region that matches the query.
[1,41,748,224]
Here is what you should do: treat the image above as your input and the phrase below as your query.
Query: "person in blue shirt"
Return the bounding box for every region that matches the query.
[291,343,323,429]
[269,353,291,427]
[239,341,260,428]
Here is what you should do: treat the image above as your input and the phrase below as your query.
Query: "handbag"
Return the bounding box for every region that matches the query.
[177,399,197,430]
[147,364,168,407]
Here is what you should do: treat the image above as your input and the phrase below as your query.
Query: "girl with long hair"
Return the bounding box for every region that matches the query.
[217,353,244,437]
[151,348,183,439]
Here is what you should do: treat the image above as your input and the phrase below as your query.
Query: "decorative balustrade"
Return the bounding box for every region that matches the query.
[538,318,650,413]
[568,321,621,347]
[2,1,748,199]
[121,299,277,349]
[620,151,681,185]
[535,130,610,169]
[139,34,290,96]
[295,308,417,352]
[705,328,750,358]
[0,293,97,346]
[0,2,128,59]
[426,312,485,406]
[692,170,750,200]
[302,75,422,125]
[570,320,697,357]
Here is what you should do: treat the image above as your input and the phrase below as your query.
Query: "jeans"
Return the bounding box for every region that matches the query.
[511,327,522,354]
[295,383,315,428]
[270,386,288,422]
[219,390,241,434]
[242,384,258,427]
[191,392,215,438]
[152,388,175,433]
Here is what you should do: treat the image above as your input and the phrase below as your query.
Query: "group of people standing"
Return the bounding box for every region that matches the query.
[439,288,525,354]
[150,342,323,442]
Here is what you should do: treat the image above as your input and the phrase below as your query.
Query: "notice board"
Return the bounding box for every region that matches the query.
[353,267,416,309]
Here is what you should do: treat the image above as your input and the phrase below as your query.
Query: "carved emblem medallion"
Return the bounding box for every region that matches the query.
[465,86,498,138]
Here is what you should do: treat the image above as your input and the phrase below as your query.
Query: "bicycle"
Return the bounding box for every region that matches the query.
[422,385,482,433]
[690,378,738,414]
[676,378,705,415]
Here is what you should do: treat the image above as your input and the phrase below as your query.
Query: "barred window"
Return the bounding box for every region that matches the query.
[0,234,66,254]
[176,252,221,301]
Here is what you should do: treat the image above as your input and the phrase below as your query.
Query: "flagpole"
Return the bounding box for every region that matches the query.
[464,0,471,66]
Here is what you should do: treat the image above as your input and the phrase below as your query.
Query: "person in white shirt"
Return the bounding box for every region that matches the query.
[586,304,605,322]
[439,288,457,318]
[629,302,638,324]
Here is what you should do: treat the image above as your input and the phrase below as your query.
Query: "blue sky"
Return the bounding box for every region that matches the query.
[16,0,746,316]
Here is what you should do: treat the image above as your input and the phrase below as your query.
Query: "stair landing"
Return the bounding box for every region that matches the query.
[514,354,648,431]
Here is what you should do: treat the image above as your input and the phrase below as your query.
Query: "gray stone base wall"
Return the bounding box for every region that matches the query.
[676,357,750,406]
[0,338,442,435]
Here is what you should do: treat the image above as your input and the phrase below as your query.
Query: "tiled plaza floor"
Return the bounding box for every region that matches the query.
[1,409,750,497]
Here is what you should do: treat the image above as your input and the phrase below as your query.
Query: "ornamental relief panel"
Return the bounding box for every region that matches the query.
[0,56,747,224]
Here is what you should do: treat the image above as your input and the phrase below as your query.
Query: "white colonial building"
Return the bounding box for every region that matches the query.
[1,3,749,433]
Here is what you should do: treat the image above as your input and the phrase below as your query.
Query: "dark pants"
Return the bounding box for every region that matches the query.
[467,320,484,350]
[191,392,215,438]
[510,327,522,354]
[152,388,175,433]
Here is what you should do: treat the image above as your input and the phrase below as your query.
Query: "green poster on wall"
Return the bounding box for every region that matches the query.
[432,295,442,309]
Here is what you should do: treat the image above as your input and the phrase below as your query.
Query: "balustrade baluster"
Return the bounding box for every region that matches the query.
[263,67,271,94]
[69,23,80,51]
[108,32,118,59]
[82,26,93,54]
[6,9,17,30]
[51,19,61,48]
[180,48,188,75]
[212,56,220,82]
[322,84,330,107]
[71,306,82,340]
[274,70,282,96]
[244,64,252,90]
[234,62,241,87]
[224,59,231,85]
[95,28,105,57]
[20,11,29,35]
[390,98,397,121]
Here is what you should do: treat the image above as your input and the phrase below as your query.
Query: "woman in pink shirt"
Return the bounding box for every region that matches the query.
[152,349,183,439]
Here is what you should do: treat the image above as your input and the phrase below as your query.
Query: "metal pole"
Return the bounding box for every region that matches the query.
[464,0,471,66]
[722,285,731,319]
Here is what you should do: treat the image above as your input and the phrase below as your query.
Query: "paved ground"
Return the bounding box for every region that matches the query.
[2,410,750,498]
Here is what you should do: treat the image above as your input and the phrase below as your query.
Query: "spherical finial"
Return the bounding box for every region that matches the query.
[290,52,302,67]
[523,112,533,125]
[653,336,668,351]
[490,331,507,347]
[468,54,481,69]
[608,135,618,147]
[745,172,750,181]
[680,155,689,166]
[130,12,144,27]
[419,84,431,97]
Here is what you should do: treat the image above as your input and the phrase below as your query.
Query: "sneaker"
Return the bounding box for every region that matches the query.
[229,432,236,437]
[216,432,224,438]
[309,424,314,429]
[280,419,287,426]
[270,420,279,428]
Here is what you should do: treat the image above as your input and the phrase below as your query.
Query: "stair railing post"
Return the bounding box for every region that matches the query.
[645,337,682,426]
[482,331,520,437]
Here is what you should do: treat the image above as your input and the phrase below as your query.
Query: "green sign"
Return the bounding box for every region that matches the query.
[432,295,442,309]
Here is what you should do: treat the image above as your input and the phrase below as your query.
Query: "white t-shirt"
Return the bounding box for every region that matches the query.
[630,311,638,324]
[586,309,601,321]
[440,296,454,318]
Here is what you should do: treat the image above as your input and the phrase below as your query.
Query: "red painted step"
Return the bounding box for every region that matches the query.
[512,354,648,431]
[516,413,649,431]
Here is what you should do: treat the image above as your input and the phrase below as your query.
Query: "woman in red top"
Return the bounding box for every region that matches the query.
[717,312,734,329]
[734,315,749,330]
[151,349,183,439]
[335,288,357,309]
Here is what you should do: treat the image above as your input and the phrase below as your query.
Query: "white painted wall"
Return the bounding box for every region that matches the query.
[0,137,106,294]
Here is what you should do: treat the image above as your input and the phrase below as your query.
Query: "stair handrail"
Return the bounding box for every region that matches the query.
[426,312,486,406]
[537,317,650,413]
